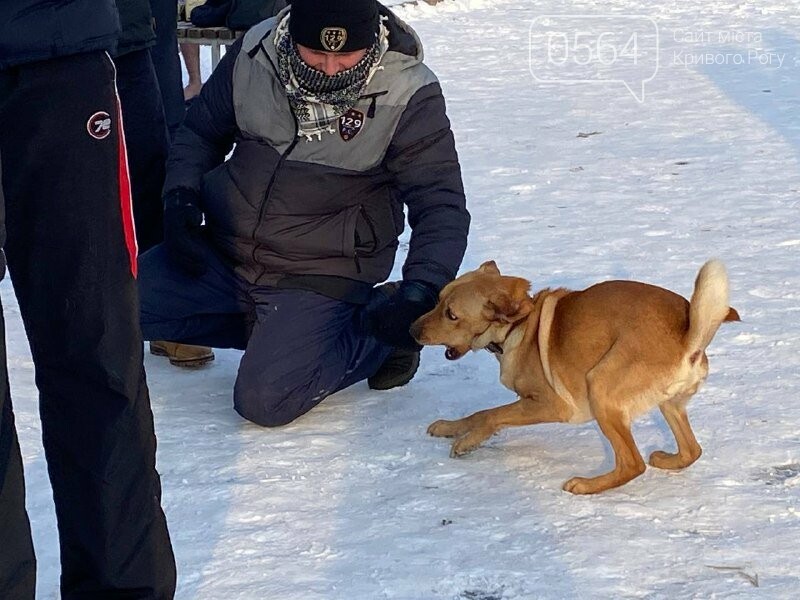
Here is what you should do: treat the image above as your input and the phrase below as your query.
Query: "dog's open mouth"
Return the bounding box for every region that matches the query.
[445,346,465,360]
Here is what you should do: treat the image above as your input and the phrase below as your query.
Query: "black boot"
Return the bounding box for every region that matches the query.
[368,347,421,390]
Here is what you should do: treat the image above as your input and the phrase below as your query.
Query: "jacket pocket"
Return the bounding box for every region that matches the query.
[353,205,379,255]
[260,205,375,260]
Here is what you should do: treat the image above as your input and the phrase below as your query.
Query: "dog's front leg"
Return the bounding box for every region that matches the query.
[429,395,570,457]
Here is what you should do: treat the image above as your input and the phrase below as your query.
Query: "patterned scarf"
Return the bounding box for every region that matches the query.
[274,14,389,140]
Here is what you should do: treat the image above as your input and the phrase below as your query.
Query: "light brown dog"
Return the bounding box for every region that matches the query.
[410,260,740,494]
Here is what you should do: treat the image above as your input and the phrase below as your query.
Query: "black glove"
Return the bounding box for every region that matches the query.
[364,280,438,349]
[163,188,208,277]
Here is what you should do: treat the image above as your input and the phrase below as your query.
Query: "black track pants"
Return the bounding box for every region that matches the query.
[0,51,176,600]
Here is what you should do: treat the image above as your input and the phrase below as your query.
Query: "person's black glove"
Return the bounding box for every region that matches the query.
[364,280,439,349]
[163,188,208,277]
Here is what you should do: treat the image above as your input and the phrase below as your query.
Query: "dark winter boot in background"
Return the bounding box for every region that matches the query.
[150,340,215,368]
[368,347,421,390]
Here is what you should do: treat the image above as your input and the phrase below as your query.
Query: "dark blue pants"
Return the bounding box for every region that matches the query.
[139,244,393,427]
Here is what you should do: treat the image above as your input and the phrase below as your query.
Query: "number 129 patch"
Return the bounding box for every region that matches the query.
[339,109,364,141]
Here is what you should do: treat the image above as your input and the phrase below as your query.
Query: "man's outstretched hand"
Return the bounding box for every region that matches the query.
[363,280,438,349]
[163,188,207,277]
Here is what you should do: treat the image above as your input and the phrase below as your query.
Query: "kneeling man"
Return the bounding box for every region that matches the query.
[140,0,469,426]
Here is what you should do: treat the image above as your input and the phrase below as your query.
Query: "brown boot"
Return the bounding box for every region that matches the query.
[149,341,215,368]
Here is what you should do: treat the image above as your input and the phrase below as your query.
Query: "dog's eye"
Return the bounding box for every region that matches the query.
[446,307,458,321]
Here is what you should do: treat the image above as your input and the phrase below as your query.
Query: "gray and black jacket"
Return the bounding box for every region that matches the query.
[165,5,470,302]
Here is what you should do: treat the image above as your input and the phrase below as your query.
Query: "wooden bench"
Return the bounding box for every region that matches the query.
[177,22,243,70]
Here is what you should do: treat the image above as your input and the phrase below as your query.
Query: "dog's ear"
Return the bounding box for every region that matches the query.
[484,277,532,323]
[478,260,501,276]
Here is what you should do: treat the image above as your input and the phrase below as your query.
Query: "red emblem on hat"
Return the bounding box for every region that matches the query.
[339,108,364,141]
[87,111,112,140]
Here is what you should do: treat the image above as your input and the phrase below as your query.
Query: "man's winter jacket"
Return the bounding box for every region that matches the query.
[0,0,120,69]
[165,5,470,301]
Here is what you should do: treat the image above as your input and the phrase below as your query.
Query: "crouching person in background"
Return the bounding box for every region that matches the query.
[139,0,470,427]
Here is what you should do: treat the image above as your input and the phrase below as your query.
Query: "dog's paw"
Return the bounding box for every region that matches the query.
[648,449,700,470]
[449,437,479,458]
[427,419,467,438]
[562,477,595,495]
[648,450,678,469]
[449,428,494,457]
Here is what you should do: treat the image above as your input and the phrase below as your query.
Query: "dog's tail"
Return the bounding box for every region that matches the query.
[684,260,740,364]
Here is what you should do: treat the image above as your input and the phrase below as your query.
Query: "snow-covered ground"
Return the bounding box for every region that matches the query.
[7,0,800,597]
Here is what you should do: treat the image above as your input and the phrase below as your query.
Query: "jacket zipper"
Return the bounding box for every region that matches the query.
[250,126,298,281]
[251,48,300,280]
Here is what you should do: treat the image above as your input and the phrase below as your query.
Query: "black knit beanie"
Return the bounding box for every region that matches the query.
[289,0,380,53]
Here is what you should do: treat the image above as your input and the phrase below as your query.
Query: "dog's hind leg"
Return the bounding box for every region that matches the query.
[563,405,645,494]
[563,353,646,494]
[649,396,702,470]
[428,395,571,458]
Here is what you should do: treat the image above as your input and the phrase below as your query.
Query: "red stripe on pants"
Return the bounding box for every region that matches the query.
[114,83,139,278]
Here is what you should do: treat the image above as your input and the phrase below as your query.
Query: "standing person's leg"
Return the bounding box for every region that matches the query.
[0,155,36,597]
[149,0,186,140]
[233,288,393,427]
[115,48,170,253]
[0,134,36,598]
[0,51,176,598]
[179,43,202,100]
[0,303,36,600]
